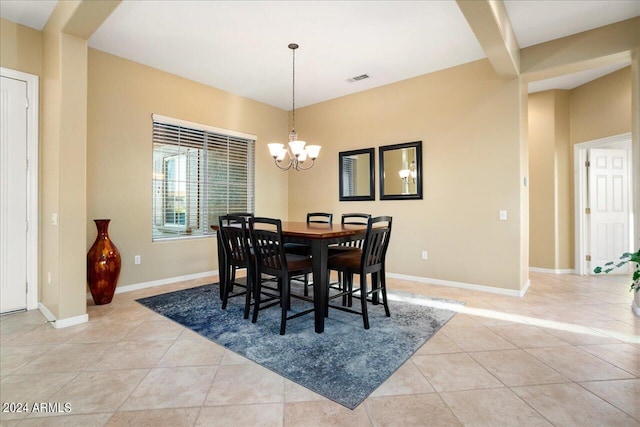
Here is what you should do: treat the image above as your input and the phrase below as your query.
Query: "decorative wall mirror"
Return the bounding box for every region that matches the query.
[339,148,375,201]
[379,141,423,200]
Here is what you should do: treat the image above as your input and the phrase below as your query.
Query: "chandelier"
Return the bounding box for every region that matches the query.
[268,43,321,171]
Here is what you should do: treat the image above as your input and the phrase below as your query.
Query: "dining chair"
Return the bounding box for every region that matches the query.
[327,213,371,302]
[329,213,370,254]
[327,215,393,329]
[219,212,255,282]
[218,214,254,319]
[284,212,333,296]
[284,212,333,255]
[249,217,315,335]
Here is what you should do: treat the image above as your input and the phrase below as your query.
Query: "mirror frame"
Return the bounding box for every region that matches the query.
[338,148,375,201]
[379,141,423,200]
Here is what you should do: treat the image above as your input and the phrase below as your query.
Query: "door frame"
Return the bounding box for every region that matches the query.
[1,67,39,310]
[574,132,632,275]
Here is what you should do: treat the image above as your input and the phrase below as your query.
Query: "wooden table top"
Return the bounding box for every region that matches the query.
[212,221,366,240]
[277,221,366,240]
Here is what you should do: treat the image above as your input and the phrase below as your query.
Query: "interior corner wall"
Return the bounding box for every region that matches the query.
[289,59,525,292]
[528,91,558,270]
[39,25,89,321]
[555,91,572,270]
[519,80,530,288]
[528,90,572,272]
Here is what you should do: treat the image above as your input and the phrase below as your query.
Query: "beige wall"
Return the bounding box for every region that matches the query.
[528,90,571,270]
[289,59,527,291]
[0,18,42,76]
[528,67,632,271]
[570,67,632,145]
[529,91,557,268]
[87,49,289,287]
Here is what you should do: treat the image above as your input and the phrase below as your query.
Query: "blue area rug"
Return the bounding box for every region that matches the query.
[136,282,462,409]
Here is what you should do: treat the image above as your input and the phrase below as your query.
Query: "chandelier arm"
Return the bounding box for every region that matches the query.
[295,159,315,171]
[274,158,293,171]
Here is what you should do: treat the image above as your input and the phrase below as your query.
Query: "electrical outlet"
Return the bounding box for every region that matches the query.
[499,210,507,220]
[421,250,428,260]
[47,272,52,285]
[134,255,141,265]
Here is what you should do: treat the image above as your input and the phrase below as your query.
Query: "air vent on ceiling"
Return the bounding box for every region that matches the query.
[347,74,370,83]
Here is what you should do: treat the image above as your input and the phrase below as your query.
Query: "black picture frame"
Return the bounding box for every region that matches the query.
[379,141,423,200]
[338,148,375,201]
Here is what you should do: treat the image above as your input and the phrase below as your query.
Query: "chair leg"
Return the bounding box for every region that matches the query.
[303,273,309,296]
[280,276,290,335]
[371,272,379,305]
[229,267,237,293]
[347,273,354,307]
[251,270,261,323]
[380,271,390,317]
[221,264,231,310]
[341,271,348,307]
[243,268,253,319]
[360,274,370,329]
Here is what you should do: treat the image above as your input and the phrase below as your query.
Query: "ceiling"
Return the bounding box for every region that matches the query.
[1,0,638,110]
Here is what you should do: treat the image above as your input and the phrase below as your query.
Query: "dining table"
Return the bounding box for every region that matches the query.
[213,220,367,333]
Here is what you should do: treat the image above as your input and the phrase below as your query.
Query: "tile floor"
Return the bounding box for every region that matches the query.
[1,272,638,426]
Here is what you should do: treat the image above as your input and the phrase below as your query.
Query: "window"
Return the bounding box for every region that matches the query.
[342,156,357,197]
[152,114,255,241]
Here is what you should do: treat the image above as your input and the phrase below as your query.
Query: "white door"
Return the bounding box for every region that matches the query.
[588,148,630,272]
[0,76,28,313]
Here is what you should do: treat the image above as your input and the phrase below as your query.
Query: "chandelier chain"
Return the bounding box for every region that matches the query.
[291,45,296,133]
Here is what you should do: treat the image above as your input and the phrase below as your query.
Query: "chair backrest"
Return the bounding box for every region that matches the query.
[361,216,393,272]
[307,212,333,224]
[249,217,286,275]
[219,212,253,227]
[341,213,371,225]
[218,215,252,268]
[340,213,371,248]
[229,212,254,219]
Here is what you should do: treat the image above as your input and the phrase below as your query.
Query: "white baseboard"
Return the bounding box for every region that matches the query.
[38,303,89,329]
[386,272,530,298]
[111,270,218,295]
[38,302,56,322]
[54,314,88,329]
[530,267,575,274]
[96,269,529,302]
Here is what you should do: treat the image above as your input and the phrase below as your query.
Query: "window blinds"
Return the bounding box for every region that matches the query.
[152,115,255,241]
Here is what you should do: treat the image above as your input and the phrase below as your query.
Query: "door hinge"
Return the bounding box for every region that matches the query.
[585,160,590,167]
[586,255,591,261]
[26,97,29,109]
[585,208,591,214]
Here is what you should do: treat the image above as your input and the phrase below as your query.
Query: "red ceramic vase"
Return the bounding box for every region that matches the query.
[87,219,121,305]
